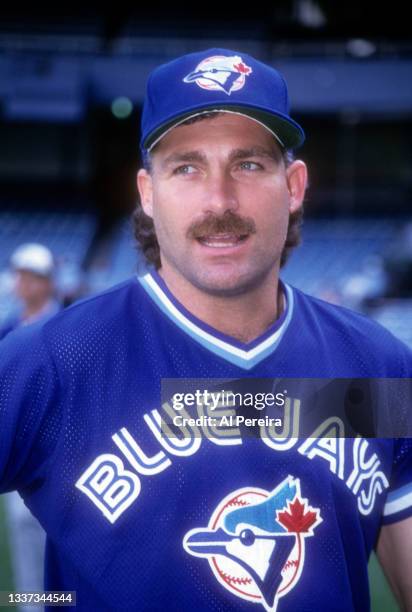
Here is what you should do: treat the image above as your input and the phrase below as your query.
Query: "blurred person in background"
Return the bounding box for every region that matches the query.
[1,243,60,612]
[339,254,389,312]
[0,243,60,341]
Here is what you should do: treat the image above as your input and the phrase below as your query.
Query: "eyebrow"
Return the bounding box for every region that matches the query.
[229,147,281,163]
[161,146,281,169]
[161,151,207,169]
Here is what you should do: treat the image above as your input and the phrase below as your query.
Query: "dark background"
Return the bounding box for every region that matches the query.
[1,3,411,228]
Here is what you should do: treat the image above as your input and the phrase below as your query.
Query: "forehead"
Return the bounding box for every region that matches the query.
[151,113,282,159]
[15,269,48,281]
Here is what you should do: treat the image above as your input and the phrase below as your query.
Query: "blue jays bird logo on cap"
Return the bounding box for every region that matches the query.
[183,54,252,96]
[183,477,322,611]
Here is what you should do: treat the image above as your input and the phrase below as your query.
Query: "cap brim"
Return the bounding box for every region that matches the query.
[143,104,305,152]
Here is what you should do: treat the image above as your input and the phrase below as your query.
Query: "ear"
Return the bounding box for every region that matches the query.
[137,169,154,218]
[286,160,308,213]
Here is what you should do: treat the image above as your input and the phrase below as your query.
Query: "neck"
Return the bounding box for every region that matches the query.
[23,298,51,321]
[157,267,282,344]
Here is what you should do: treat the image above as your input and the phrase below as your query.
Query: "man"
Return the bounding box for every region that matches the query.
[0,243,60,340]
[0,49,411,611]
[0,243,59,611]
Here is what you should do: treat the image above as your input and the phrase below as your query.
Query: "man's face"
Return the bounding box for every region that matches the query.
[138,113,307,297]
[14,269,52,305]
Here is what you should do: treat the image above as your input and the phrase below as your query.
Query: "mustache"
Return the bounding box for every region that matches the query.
[188,211,256,239]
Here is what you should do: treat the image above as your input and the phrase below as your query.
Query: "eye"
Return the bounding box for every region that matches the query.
[173,165,197,175]
[239,529,255,546]
[238,161,263,171]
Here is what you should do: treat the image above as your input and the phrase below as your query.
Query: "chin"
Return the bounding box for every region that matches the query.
[191,270,267,297]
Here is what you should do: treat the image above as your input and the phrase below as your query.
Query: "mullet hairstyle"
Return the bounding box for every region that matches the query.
[133,113,304,269]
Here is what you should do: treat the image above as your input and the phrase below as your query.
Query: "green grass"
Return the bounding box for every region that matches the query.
[0,497,13,589]
[369,552,399,612]
[0,497,14,611]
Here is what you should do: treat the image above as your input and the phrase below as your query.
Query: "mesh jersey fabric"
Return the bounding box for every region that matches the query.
[0,271,411,611]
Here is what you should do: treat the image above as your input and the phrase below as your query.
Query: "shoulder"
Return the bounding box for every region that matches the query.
[45,276,142,337]
[53,276,140,320]
[290,283,406,341]
[0,277,142,369]
[0,317,19,341]
[288,284,412,375]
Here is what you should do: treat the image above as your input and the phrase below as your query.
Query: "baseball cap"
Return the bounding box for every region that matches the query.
[10,243,55,277]
[140,48,305,154]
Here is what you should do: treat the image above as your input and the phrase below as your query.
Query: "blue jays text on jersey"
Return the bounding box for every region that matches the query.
[76,388,398,524]
[1,270,412,611]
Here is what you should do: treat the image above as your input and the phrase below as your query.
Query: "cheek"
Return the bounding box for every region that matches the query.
[151,198,186,243]
[25,280,39,293]
[38,280,49,294]
[252,188,290,231]
[152,185,197,236]
[15,277,27,289]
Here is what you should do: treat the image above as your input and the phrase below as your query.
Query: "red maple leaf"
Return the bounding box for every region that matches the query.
[234,62,251,75]
[277,497,319,533]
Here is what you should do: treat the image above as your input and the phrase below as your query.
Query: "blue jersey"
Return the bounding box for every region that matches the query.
[0,270,411,611]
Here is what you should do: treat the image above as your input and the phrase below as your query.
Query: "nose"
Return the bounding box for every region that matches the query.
[202,168,239,216]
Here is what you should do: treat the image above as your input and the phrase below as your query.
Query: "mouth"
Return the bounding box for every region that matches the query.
[196,233,250,248]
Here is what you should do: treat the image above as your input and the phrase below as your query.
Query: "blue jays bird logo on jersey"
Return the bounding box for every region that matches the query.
[183,54,252,95]
[183,477,322,611]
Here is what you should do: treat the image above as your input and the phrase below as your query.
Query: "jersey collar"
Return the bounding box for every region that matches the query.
[137,270,293,370]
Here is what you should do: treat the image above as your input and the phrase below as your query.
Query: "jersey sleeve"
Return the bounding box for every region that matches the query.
[382,438,412,524]
[0,322,61,493]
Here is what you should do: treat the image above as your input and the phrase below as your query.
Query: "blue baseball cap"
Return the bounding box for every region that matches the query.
[140,48,305,154]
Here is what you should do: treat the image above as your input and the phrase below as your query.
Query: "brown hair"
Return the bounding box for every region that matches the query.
[134,113,303,269]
